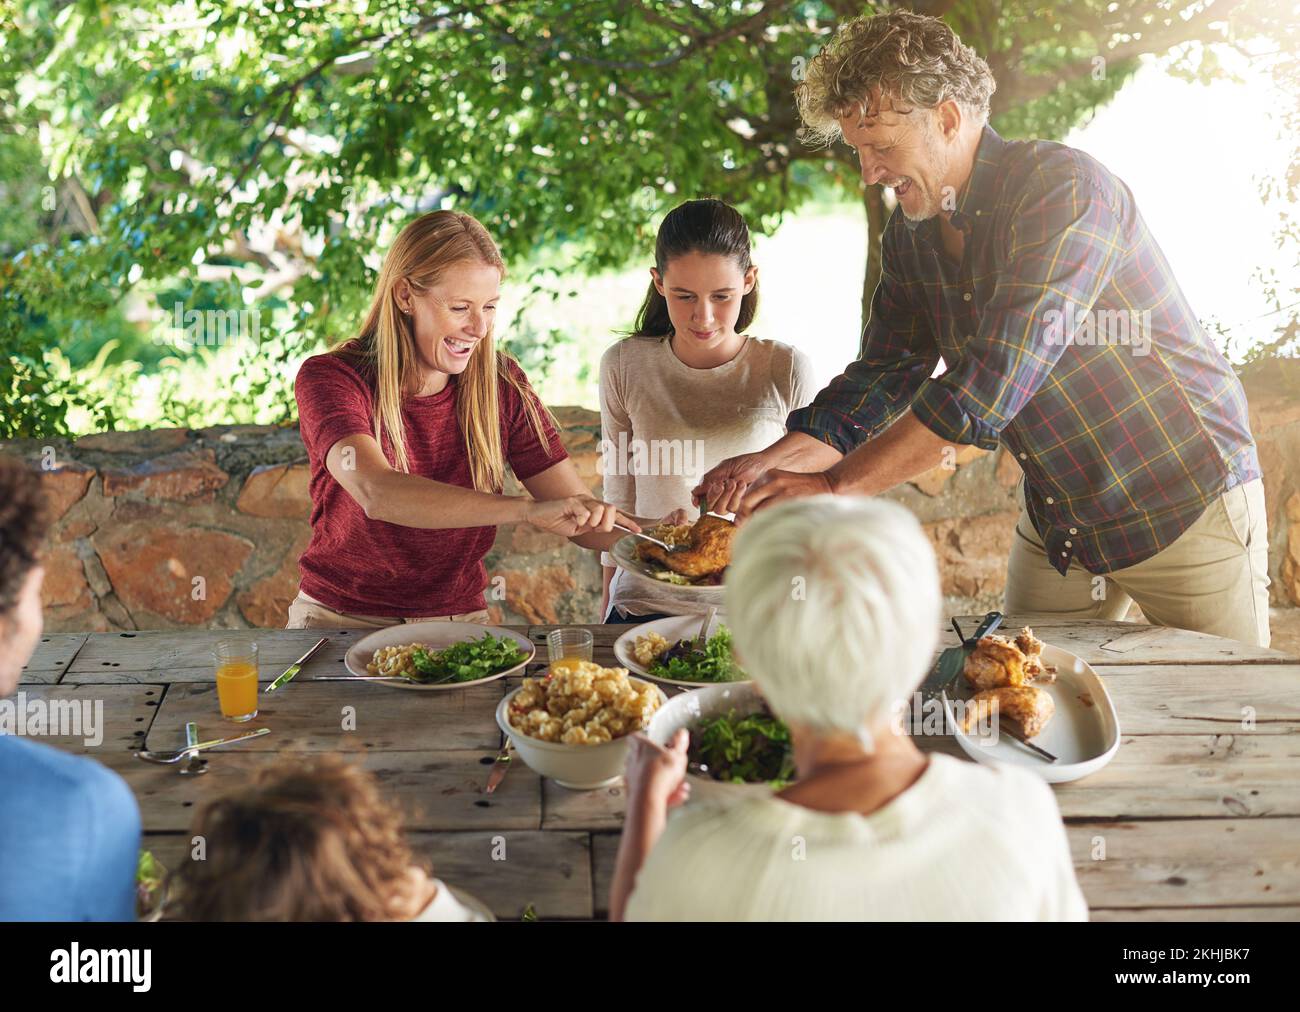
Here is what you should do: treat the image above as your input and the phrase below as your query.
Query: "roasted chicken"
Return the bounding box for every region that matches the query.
[637,514,736,581]
[961,685,1056,739]
[963,625,1057,691]
[1014,627,1057,683]
[963,636,1027,691]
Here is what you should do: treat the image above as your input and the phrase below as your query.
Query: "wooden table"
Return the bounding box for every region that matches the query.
[19,618,1300,921]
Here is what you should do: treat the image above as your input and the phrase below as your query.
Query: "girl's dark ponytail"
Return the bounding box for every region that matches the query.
[629,198,758,338]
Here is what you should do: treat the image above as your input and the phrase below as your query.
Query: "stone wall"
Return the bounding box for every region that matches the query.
[3,364,1297,633]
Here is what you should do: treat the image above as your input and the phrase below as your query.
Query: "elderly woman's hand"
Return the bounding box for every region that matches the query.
[623,729,691,812]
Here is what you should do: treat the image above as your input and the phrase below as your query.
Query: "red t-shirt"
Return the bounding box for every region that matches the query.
[294,346,567,617]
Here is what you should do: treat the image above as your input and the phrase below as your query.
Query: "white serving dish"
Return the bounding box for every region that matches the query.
[344,621,534,690]
[612,613,752,689]
[495,680,669,790]
[609,534,727,603]
[942,642,1121,783]
[646,682,778,802]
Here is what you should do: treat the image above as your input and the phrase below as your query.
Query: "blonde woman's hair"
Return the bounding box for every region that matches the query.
[795,10,995,148]
[336,210,557,492]
[724,495,941,744]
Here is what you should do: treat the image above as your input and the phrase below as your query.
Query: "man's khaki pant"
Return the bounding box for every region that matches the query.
[1004,478,1271,647]
[285,590,490,629]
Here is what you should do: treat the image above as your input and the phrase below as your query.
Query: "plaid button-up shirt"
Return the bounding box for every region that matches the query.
[788,126,1260,576]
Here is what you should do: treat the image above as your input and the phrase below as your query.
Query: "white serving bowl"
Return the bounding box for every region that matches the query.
[646,681,780,802]
[941,642,1121,783]
[495,680,668,790]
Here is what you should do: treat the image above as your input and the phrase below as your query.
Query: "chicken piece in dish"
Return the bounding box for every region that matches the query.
[962,626,1057,690]
[1014,626,1057,683]
[963,636,1028,691]
[637,514,736,581]
[961,685,1055,739]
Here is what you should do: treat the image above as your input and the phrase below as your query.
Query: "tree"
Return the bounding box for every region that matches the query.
[1,0,1293,436]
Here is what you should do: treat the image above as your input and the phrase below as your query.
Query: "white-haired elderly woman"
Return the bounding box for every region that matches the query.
[609,495,1088,921]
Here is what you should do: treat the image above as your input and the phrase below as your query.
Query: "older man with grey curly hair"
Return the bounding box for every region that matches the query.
[696,10,1268,648]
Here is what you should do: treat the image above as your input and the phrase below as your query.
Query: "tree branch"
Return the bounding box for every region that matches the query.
[994,0,1248,111]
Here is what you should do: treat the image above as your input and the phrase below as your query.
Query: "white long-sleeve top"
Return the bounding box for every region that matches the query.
[598,333,816,618]
[625,753,1090,921]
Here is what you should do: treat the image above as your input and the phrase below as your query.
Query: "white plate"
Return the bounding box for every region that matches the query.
[942,643,1121,783]
[612,614,752,689]
[343,622,534,690]
[609,535,727,601]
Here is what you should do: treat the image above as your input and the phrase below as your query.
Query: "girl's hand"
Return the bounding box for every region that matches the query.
[657,508,693,528]
[624,730,691,812]
[526,496,638,538]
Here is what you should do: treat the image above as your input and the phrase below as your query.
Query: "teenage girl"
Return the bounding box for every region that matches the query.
[599,198,816,622]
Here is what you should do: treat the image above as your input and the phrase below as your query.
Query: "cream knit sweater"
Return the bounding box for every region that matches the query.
[598,333,816,618]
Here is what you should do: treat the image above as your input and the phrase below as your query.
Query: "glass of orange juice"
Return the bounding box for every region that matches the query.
[547,628,593,668]
[214,641,259,722]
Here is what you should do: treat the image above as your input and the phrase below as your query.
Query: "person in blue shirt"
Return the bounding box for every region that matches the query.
[0,453,141,921]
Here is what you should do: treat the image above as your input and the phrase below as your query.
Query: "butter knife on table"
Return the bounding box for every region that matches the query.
[264,636,330,693]
[484,743,514,794]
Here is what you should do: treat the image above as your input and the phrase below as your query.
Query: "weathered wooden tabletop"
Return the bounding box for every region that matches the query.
[18,617,1300,921]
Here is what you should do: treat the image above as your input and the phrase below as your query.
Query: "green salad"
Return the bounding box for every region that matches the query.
[649,627,746,683]
[136,850,166,917]
[410,633,526,683]
[689,707,796,786]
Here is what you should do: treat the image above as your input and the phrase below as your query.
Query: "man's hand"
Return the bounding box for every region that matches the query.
[736,469,836,522]
[691,450,773,515]
[694,433,845,514]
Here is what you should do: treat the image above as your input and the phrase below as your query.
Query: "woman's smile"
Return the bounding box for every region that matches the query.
[443,336,476,358]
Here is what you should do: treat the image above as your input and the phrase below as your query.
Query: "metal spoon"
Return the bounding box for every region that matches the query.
[135,727,270,764]
[613,523,676,552]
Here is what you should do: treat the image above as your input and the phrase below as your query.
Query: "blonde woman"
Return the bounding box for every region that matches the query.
[289,210,642,628]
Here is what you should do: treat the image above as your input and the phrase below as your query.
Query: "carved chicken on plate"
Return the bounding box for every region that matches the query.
[963,626,1057,691]
[961,685,1056,739]
[636,514,736,582]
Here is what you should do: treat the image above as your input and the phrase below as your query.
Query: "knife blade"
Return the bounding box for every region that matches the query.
[484,743,513,794]
[264,636,330,693]
[920,612,1003,697]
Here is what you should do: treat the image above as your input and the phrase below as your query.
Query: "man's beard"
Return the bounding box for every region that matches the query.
[898,184,933,222]
[899,124,950,222]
